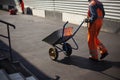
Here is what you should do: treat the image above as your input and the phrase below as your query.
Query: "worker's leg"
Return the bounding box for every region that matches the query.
[21,2,24,14]
[88,23,98,60]
[95,20,108,59]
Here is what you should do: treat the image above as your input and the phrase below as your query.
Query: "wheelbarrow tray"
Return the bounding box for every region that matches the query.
[42,29,72,46]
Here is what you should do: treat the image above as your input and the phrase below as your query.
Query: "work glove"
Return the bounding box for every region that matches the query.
[84,18,90,23]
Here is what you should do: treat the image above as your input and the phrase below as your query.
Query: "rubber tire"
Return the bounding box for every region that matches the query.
[49,48,58,61]
[62,43,72,56]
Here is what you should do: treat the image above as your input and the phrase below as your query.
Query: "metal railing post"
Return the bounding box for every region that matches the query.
[0,20,15,62]
[7,24,13,61]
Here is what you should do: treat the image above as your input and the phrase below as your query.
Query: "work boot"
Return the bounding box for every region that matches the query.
[100,52,109,60]
[22,11,24,14]
[89,57,99,62]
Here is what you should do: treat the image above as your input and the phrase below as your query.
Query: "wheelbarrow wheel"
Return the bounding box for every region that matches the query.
[49,48,58,61]
[63,43,72,56]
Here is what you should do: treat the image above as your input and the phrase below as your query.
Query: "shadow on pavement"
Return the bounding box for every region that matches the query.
[0,40,60,80]
[56,55,120,80]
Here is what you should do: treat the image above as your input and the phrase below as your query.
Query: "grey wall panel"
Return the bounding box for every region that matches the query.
[24,0,54,11]
[23,0,120,21]
[101,0,120,20]
[0,0,16,6]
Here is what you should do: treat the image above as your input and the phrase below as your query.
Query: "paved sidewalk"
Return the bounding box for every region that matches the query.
[0,10,120,80]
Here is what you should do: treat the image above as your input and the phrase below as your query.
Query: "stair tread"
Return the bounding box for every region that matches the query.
[26,76,38,80]
[13,62,31,77]
[9,72,25,80]
[0,69,10,80]
[0,59,17,73]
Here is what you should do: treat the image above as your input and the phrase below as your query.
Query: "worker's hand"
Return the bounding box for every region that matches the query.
[84,18,90,23]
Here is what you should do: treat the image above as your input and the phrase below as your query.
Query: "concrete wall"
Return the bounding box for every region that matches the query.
[34,10,120,34]
[102,19,120,34]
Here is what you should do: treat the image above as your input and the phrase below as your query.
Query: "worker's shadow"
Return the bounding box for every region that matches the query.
[56,55,120,80]
[56,55,120,72]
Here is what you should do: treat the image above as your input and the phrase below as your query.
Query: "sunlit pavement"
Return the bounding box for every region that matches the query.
[0,10,120,80]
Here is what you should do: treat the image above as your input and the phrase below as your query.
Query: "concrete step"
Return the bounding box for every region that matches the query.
[0,59,17,73]
[0,60,38,80]
[0,69,11,80]
[12,61,31,77]
[26,76,38,80]
[9,73,25,80]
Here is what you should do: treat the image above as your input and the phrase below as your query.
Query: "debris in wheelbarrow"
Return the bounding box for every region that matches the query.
[42,20,84,61]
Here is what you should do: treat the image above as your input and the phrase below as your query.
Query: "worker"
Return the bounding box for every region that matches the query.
[84,0,109,61]
[18,0,24,14]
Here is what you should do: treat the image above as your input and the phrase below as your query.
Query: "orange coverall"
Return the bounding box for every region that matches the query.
[19,0,24,14]
[87,0,107,59]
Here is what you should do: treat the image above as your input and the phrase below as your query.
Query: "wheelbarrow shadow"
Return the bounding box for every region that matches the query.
[56,55,120,80]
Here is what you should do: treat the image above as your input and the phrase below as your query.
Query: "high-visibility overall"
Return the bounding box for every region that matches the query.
[87,0,107,59]
[19,0,24,14]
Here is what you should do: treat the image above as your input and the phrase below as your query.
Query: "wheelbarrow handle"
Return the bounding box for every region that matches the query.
[72,20,84,37]
[63,21,69,29]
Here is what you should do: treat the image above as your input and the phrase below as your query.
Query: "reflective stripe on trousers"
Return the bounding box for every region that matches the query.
[97,43,107,54]
[89,50,98,59]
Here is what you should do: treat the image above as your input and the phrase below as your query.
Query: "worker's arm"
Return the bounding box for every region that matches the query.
[89,5,98,23]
